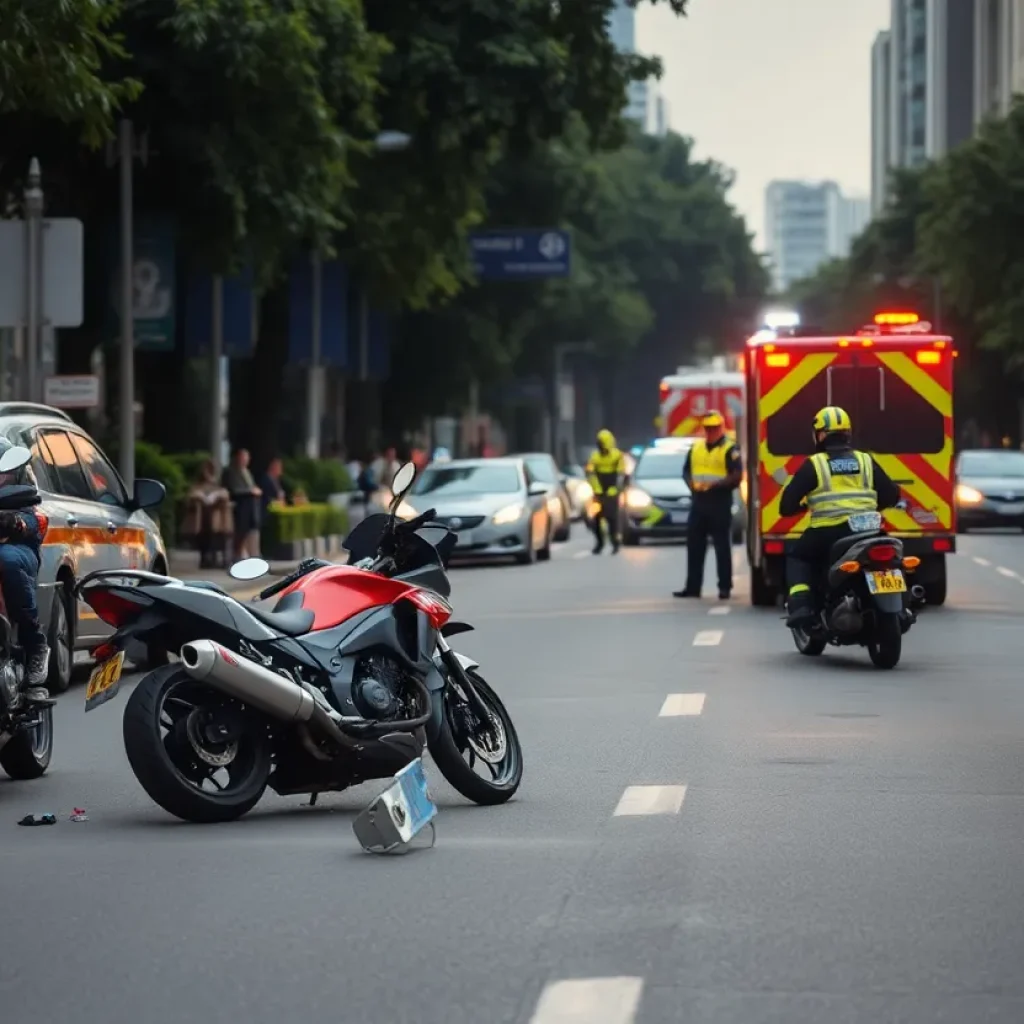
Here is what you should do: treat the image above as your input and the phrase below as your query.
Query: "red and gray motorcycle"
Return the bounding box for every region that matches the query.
[75,463,522,823]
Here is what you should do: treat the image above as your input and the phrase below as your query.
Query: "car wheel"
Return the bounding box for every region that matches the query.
[515,524,537,565]
[538,520,553,561]
[46,582,73,694]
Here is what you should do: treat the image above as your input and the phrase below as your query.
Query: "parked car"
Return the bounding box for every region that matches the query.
[955,448,1024,531]
[0,403,167,692]
[397,457,553,564]
[620,440,744,545]
[513,452,572,541]
[560,464,592,520]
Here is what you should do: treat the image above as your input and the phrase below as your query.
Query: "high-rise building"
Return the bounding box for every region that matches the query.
[974,0,1017,123]
[607,1,650,127]
[872,30,893,212]
[765,181,869,292]
[653,95,670,137]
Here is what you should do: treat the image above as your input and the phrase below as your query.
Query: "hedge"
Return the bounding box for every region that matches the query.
[282,456,353,502]
[261,503,348,547]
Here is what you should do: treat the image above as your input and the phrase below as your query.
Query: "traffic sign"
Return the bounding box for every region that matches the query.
[0,219,84,328]
[44,374,100,409]
[469,229,571,280]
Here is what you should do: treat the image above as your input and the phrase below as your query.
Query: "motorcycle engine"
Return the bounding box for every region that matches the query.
[0,660,21,710]
[351,654,417,722]
[828,594,864,635]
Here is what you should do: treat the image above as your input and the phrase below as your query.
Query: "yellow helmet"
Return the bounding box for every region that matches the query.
[812,406,852,433]
[701,410,725,428]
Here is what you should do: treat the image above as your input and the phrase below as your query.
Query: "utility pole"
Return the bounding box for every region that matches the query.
[118,119,135,489]
[210,276,225,472]
[23,159,43,403]
[305,254,323,457]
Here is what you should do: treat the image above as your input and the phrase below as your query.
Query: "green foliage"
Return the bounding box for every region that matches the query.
[261,503,347,549]
[133,441,186,548]
[282,457,353,502]
[166,451,213,486]
[0,0,141,145]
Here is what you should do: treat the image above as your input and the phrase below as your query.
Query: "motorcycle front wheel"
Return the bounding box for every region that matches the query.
[428,669,523,805]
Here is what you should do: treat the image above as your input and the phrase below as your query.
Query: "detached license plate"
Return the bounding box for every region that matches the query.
[865,569,906,595]
[393,758,438,839]
[84,651,126,712]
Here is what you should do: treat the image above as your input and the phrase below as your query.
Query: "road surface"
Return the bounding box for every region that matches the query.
[2,531,1024,1023]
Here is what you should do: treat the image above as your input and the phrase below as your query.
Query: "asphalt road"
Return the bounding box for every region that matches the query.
[3,529,1024,1023]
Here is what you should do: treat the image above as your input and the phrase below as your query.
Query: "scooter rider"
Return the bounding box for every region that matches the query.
[780,406,901,628]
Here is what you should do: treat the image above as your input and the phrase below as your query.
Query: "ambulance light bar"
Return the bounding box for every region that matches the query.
[874,311,919,325]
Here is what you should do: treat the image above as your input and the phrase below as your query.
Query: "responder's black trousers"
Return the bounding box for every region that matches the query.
[785,524,855,603]
[685,504,732,594]
[592,495,620,549]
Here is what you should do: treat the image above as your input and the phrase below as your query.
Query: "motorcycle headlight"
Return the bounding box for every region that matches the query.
[492,503,526,525]
[625,487,652,510]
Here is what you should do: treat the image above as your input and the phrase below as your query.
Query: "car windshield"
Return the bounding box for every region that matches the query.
[634,451,688,480]
[959,451,1024,478]
[413,464,521,496]
[523,457,557,483]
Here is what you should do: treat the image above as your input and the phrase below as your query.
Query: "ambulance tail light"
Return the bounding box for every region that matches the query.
[659,382,669,402]
[932,538,952,552]
[764,540,785,555]
[915,350,942,365]
[765,353,790,368]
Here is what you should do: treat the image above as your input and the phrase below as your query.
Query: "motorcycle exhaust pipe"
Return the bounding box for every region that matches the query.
[180,640,316,723]
[910,584,926,603]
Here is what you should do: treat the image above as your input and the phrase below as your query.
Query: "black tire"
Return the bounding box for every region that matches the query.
[792,626,826,656]
[751,566,777,607]
[868,612,902,669]
[0,707,53,780]
[515,524,539,565]
[428,669,523,805]
[537,522,553,562]
[122,664,272,823]
[554,505,571,543]
[923,557,947,607]
[46,582,73,694]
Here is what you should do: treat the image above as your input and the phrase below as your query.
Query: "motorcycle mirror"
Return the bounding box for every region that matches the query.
[228,557,271,581]
[391,462,416,498]
[0,446,32,474]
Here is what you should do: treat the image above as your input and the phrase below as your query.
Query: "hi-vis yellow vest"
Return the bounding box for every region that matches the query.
[806,451,877,527]
[586,449,625,496]
[690,439,735,488]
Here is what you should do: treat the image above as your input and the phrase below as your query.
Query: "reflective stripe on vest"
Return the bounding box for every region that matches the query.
[587,449,624,496]
[807,451,877,525]
[690,440,734,486]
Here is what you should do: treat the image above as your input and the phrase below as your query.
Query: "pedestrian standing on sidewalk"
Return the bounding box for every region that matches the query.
[222,447,262,561]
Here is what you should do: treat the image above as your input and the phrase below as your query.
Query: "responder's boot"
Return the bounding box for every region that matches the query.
[784,591,816,629]
[592,536,604,554]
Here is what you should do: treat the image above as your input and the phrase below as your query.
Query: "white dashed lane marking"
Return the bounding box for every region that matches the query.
[573,550,590,559]
[708,605,730,615]
[613,785,687,816]
[659,693,706,716]
[693,629,723,646]
[529,977,644,1024]
[997,566,1017,578]
[974,556,991,567]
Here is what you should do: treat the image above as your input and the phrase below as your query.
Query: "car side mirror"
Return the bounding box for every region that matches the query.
[133,477,166,510]
[528,482,549,497]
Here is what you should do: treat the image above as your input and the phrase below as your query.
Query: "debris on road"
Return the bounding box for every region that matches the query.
[352,758,438,854]
[70,808,89,822]
[17,813,56,826]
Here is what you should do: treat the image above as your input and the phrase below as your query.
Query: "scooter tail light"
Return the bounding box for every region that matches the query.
[869,544,898,562]
[839,560,860,573]
[903,556,921,570]
[84,588,152,628]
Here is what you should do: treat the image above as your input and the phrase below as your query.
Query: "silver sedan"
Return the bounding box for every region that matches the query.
[397,458,553,565]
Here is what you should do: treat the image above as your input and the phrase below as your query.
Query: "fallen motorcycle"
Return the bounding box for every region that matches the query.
[789,509,920,670]
[0,445,54,781]
[75,462,523,822]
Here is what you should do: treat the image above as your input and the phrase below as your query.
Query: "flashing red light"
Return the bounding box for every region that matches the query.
[659,382,670,402]
[915,350,941,365]
[764,540,785,555]
[404,589,453,630]
[869,544,897,562]
[932,538,952,552]
[86,589,150,628]
[874,311,920,325]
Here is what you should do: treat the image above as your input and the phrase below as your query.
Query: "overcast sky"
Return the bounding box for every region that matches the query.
[637,0,890,251]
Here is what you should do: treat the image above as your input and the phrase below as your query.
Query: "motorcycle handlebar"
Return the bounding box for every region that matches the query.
[255,557,329,602]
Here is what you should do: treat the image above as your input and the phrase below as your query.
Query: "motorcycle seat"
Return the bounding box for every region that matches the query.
[183,580,229,596]
[245,591,315,636]
[829,531,883,564]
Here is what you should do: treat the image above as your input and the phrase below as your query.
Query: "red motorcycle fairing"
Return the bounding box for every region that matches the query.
[278,565,425,632]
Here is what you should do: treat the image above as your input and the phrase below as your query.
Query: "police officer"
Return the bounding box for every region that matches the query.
[780,405,900,627]
[586,429,627,554]
[675,411,742,600]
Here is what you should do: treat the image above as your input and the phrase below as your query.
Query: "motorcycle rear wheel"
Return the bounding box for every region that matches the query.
[868,612,902,669]
[0,706,53,779]
[429,669,523,805]
[123,665,272,823]
[791,626,826,656]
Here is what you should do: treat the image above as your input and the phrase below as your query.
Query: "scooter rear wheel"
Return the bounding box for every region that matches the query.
[791,626,826,656]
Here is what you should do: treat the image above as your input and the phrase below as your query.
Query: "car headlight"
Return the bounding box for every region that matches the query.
[578,482,593,503]
[625,487,652,511]
[492,502,526,525]
[955,484,983,505]
[396,500,418,519]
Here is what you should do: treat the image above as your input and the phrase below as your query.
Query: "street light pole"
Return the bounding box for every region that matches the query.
[552,342,593,463]
[118,119,135,489]
[23,159,43,403]
[305,254,323,457]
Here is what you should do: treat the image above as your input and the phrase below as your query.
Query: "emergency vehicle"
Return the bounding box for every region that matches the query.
[659,364,744,439]
[743,312,956,609]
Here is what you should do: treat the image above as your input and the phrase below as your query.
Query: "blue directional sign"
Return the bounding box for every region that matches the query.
[469,229,571,281]
[183,268,257,358]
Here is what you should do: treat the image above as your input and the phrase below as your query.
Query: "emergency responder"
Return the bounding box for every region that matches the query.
[674,411,742,599]
[780,405,901,627]
[586,429,627,554]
